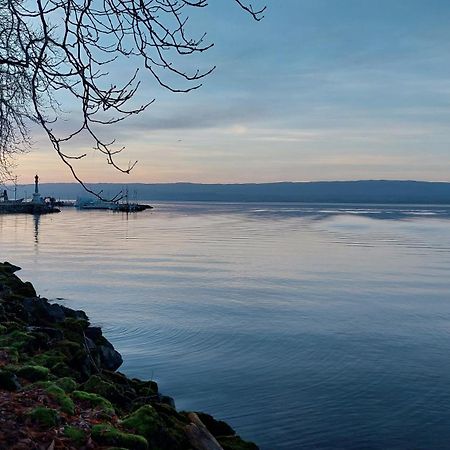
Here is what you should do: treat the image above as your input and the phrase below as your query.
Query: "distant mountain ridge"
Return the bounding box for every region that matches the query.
[12,180,450,204]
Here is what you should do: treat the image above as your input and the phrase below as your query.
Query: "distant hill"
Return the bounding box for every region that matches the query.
[11,180,450,204]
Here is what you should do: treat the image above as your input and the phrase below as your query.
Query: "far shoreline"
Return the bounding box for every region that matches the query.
[9,180,450,206]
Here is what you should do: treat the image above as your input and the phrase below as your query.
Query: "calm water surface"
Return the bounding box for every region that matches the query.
[1,202,450,449]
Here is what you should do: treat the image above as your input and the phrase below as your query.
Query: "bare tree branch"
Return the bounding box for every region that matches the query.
[0,0,265,194]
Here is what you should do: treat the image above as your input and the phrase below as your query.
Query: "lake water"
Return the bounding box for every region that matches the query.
[2,202,450,449]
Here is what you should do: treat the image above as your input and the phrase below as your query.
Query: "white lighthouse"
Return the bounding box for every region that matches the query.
[32,174,43,204]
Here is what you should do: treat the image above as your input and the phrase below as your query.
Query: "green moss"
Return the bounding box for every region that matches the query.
[53,362,75,378]
[0,325,7,335]
[64,426,86,445]
[72,390,115,415]
[55,377,77,393]
[28,407,59,428]
[30,349,65,368]
[16,364,49,381]
[91,424,148,450]
[82,374,122,401]
[0,330,34,352]
[121,405,159,439]
[26,381,75,415]
[45,383,75,415]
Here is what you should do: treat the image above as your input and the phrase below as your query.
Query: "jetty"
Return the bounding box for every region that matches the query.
[76,196,153,212]
[0,175,60,215]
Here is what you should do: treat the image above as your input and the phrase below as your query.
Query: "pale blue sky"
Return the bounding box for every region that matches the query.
[22,0,450,183]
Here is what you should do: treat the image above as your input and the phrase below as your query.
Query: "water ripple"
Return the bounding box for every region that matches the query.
[1,204,450,449]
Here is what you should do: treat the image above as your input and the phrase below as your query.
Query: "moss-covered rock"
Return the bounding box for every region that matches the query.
[16,364,49,381]
[91,423,149,450]
[148,404,194,450]
[25,381,75,414]
[55,376,77,393]
[82,374,133,410]
[64,425,87,445]
[72,390,115,415]
[46,383,75,414]
[0,330,35,353]
[30,347,85,379]
[29,349,65,368]
[121,405,160,438]
[28,407,59,428]
[121,403,193,450]
[83,374,119,397]
[52,361,75,378]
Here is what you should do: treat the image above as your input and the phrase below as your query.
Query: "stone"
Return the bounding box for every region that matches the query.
[149,393,176,408]
[84,336,96,351]
[0,370,21,391]
[196,412,236,438]
[0,262,21,273]
[61,305,88,321]
[97,343,123,371]
[22,297,65,323]
[85,326,103,341]
[26,326,64,341]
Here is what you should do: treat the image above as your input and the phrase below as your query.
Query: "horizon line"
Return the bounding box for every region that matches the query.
[10,179,450,186]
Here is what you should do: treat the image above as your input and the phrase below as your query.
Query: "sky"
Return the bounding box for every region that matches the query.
[16,0,450,183]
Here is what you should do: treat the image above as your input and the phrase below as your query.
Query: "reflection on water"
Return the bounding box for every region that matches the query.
[1,203,450,449]
[33,214,40,245]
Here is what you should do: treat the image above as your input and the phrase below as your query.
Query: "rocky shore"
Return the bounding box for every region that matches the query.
[0,262,258,450]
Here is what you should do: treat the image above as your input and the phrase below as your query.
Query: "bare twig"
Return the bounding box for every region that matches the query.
[0,0,265,195]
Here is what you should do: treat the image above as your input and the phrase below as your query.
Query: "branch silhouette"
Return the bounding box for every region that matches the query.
[0,0,265,196]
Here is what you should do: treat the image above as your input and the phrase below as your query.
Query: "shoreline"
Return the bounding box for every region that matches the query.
[0,261,258,450]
